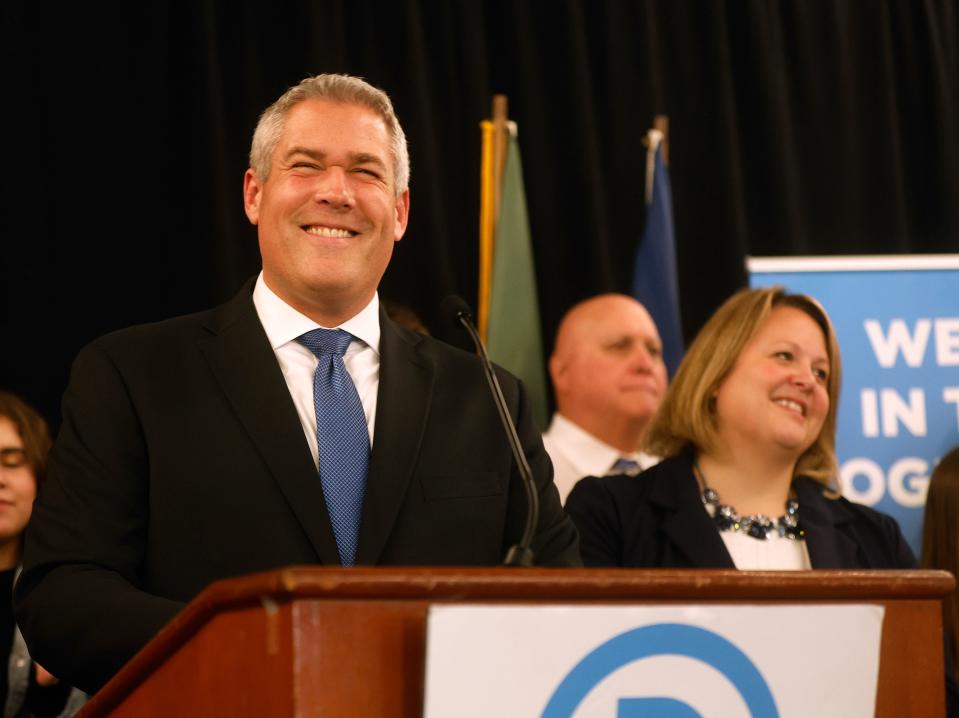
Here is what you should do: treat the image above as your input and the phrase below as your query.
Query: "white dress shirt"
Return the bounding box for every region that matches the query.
[542,413,658,503]
[252,273,380,470]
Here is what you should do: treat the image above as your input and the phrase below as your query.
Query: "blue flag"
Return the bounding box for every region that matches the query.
[631,133,684,376]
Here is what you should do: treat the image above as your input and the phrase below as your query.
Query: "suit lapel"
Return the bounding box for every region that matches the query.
[355,314,434,565]
[795,477,859,568]
[653,456,735,568]
[197,282,341,565]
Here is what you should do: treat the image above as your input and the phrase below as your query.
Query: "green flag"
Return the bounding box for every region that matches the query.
[486,133,549,430]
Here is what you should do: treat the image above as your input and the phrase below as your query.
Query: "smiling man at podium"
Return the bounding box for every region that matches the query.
[15,73,579,694]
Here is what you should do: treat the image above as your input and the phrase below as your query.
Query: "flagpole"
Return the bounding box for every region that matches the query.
[654,114,669,166]
[643,115,670,205]
[479,95,510,342]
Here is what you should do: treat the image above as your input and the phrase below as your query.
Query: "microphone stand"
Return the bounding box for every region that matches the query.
[446,299,539,567]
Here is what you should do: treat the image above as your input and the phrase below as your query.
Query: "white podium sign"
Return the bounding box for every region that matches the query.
[423,604,883,718]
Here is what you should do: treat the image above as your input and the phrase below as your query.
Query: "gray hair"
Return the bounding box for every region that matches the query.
[249,74,410,195]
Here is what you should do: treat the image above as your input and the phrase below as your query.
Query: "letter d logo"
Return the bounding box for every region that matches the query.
[542,623,778,717]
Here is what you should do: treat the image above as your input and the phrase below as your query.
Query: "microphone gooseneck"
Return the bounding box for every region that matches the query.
[440,295,539,567]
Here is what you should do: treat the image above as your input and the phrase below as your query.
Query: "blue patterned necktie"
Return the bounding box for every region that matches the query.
[297,328,370,566]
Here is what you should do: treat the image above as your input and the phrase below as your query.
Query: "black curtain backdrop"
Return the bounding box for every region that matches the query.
[3,1,958,428]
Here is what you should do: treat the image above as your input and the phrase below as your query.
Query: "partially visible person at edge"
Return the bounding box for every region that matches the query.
[0,393,85,717]
[15,73,579,696]
[566,286,915,572]
[921,445,959,716]
[543,294,668,503]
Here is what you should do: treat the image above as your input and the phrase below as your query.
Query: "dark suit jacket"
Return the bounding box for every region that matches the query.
[565,452,916,570]
[15,281,579,693]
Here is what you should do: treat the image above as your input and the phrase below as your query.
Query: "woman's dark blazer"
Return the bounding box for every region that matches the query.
[565,452,917,569]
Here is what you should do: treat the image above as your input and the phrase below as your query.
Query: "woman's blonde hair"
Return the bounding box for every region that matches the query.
[643,286,842,488]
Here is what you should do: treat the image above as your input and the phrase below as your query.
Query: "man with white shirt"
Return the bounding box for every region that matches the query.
[16,74,578,694]
[544,294,669,502]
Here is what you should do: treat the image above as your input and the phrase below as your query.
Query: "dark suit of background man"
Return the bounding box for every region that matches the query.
[15,73,580,694]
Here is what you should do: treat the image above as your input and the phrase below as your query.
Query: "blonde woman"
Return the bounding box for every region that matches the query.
[566,287,915,570]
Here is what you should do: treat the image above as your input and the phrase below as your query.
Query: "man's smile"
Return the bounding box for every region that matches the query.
[302,224,359,238]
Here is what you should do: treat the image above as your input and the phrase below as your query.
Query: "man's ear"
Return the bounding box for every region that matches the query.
[243,169,262,225]
[549,354,567,394]
[393,189,410,242]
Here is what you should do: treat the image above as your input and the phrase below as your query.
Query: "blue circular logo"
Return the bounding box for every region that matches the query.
[541,623,779,718]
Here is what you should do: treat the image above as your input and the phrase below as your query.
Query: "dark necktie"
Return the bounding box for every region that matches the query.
[609,457,642,476]
[297,328,370,566]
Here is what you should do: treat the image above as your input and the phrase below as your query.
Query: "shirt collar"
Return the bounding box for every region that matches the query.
[548,413,652,476]
[252,272,381,355]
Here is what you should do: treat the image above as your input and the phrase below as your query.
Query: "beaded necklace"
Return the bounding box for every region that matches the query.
[695,461,805,541]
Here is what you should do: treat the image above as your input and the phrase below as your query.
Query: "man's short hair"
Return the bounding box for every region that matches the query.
[643,286,842,489]
[249,73,410,195]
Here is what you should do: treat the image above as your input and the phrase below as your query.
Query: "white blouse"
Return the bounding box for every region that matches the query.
[719,530,812,570]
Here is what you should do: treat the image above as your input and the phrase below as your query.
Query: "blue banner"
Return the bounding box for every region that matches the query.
[750,256,959,556]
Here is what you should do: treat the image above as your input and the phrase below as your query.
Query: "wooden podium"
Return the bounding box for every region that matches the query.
[78,568,953,717]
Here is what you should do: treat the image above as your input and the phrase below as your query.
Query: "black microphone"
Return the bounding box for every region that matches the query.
[440,295,539,567]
